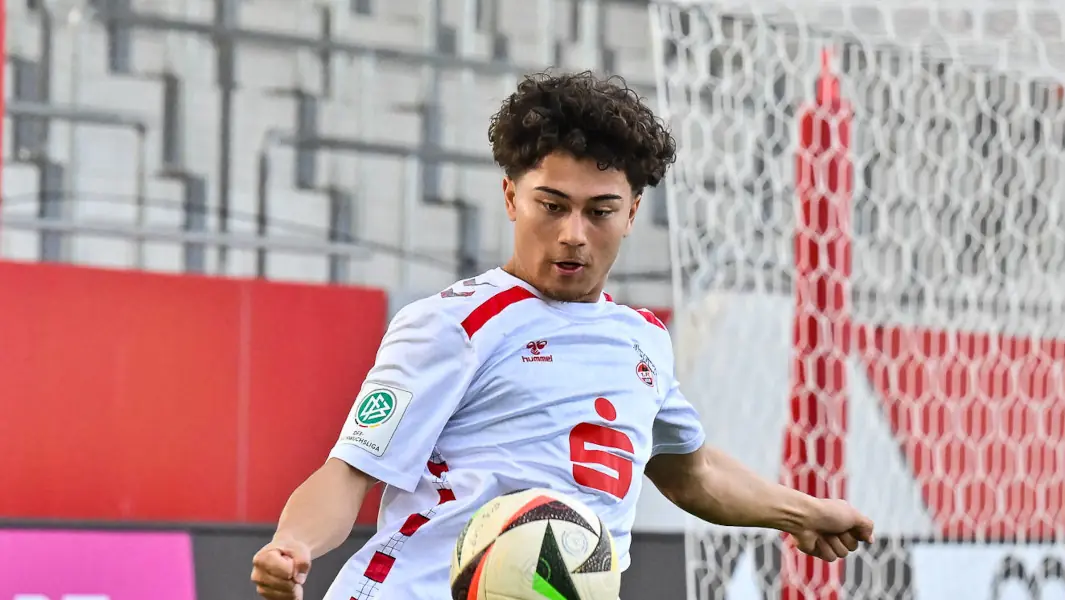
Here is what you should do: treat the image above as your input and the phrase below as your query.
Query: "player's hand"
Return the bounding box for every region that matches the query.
[788,498,874,563]
[251,538,312,600]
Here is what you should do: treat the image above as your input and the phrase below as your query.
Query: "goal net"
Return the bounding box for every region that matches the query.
[648,0,1065,598]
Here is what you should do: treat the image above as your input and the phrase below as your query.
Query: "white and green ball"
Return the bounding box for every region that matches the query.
[450,488,621,600]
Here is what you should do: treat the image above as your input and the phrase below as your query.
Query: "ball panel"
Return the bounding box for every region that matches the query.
[497,488,603,533]
[532,573,573,600]
[470,543,493,600]
[454,491,543,577]
[455,515,475,566]
[535,520,601,572]
[532,522,583,600]
[537,489,603,531]
[501,499,597,535]
[451,542,494,600]
[571,569,622,600]
[477,520,592,600]
[479,520,546,598]
[572,518,615,574]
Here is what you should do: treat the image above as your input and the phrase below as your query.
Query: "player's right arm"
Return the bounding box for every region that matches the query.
[251,458,375,598]
[252,298,479,598]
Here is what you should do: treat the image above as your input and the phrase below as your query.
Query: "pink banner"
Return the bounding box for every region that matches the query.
[0,530,197,600]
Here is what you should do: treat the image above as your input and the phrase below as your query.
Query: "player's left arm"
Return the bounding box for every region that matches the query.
[643,376,874,563]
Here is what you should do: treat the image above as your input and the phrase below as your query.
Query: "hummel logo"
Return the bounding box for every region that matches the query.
[522,340,553,363]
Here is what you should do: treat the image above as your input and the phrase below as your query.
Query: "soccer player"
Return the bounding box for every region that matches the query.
[250,71,874,600]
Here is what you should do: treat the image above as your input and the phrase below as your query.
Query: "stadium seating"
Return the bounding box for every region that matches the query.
[2,0,672,306]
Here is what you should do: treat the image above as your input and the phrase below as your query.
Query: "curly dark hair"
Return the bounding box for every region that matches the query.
[488,70,676,193]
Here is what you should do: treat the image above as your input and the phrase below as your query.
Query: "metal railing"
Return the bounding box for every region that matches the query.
[3,0,671,289]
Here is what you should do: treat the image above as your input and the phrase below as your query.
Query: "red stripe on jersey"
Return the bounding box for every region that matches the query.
[360,455,456,588]
[461,286,536,338]
[603,292,614,302]
[399,513,430,536]
[364,551,395,583]
[635,308,667,330]
[427,460,449,478]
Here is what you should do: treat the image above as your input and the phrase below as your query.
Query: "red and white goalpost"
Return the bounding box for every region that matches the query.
[649,1,1064,599]
[780,48,852,600]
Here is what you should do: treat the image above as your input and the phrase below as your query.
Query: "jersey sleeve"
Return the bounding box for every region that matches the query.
[328,302,478,493]
[652,376,707,456]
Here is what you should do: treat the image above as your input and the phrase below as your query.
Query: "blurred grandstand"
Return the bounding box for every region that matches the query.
[1,0,672,308]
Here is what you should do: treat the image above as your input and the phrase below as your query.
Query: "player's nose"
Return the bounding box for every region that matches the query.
[558,212,589,247]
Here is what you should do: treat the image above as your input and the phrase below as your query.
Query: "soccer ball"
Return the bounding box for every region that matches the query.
[450,488,621,600]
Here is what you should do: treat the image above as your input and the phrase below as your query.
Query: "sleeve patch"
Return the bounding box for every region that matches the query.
[338,383,413,457]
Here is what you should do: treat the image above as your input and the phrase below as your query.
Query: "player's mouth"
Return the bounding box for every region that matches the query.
[552,261,585,276]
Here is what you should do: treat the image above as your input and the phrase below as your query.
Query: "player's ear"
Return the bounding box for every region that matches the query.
[624,194,641,236]
[503,178,518,222]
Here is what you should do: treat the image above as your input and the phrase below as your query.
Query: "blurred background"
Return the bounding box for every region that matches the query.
[0,0,1063,599]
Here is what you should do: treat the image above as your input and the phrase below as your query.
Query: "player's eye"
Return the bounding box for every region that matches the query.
[540,201,563,213]
[591,209,615,218]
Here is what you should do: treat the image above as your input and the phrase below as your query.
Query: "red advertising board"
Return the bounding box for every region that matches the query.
[0,261,388,524]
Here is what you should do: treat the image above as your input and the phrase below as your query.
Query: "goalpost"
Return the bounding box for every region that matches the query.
[648,1,1064,598]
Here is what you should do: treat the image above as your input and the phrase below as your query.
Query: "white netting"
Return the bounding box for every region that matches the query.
[648,0,1065,598]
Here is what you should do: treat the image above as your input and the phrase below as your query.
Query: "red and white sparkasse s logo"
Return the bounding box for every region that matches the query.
[522,340,553,363]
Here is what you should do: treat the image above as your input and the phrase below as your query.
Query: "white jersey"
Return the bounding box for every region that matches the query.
[324,267,705,600]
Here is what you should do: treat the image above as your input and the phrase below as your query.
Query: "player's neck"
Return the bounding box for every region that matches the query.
[500,259,604,304]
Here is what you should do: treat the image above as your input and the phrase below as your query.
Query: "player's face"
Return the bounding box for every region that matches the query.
[503,152,640,302]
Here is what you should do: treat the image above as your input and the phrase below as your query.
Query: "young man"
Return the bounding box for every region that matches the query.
[251,71,874,600]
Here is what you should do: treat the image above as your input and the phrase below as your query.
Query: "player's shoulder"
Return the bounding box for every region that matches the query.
[604,294,671,335]
[395,270,537,340]
[604,296,675,356]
